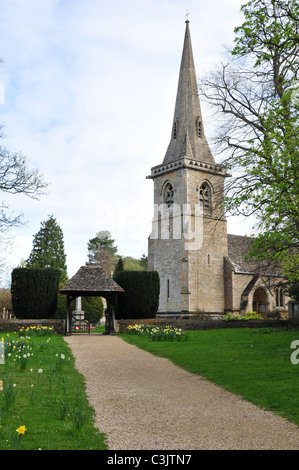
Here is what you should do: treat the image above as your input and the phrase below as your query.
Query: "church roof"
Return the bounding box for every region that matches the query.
[162,21,214,166]
[227,234,281,276]
[60,265,124,296]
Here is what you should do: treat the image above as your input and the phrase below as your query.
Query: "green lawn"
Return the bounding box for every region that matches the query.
[0,327,107,450]
[120,326,299,426]
[2,325,298,450]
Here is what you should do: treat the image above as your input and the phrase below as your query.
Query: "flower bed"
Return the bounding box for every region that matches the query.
[127,324,188,341]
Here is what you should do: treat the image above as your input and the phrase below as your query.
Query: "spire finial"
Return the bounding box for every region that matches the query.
[185,9,190,23]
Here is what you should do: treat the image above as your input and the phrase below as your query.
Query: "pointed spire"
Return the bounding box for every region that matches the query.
[163,21,214,165]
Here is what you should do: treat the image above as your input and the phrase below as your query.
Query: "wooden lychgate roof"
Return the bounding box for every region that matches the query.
[60,265,124,297]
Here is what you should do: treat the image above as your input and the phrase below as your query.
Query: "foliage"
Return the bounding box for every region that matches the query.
[121,327,299,425]
[114,271,160,319]
[127,324,188,341]
[199,0,299,296]
[223,311,264,320]
[222,313,244,321]
[281,251,299,301]
[121,256,146,272]
[113,257,124,277]
[244,310,263,319]
[139,254,148,270]
[11,268,60,319]
[0,331,107,450]
[87,230,118,275]
[27,215,67,283]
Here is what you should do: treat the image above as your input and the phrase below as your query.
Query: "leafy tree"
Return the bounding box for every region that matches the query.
[27,215,67,282]
[199,0,299,298]
[121,256,145,271]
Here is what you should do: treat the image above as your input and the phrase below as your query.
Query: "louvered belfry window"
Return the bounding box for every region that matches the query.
[199,183,210,210]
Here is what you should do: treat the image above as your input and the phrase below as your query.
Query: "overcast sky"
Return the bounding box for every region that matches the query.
[0,0,254,284]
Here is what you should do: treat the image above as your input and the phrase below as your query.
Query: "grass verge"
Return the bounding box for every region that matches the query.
[120,326,299,426]
[0,327,107,450]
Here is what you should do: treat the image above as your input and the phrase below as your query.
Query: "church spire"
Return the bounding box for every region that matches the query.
[163,21,214,165]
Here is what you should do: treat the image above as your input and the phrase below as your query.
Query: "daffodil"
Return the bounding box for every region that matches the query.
[16,425,27,435]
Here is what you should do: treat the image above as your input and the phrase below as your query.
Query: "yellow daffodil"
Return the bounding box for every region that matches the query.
[16,425,27,435]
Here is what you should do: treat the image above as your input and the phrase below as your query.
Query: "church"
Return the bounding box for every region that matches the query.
[147,20,289,317]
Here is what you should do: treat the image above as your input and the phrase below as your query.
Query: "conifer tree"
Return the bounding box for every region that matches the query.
[86,230,117,275]
[27,215,67,282]
[113,256,124,277]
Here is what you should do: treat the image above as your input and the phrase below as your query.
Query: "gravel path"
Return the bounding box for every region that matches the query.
[64,334,299,450]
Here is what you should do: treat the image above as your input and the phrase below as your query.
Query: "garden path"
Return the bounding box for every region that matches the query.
[64,334,299,450]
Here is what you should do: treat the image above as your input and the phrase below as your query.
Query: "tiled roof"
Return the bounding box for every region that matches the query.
[227,234,281,276]
[60,265,124,295]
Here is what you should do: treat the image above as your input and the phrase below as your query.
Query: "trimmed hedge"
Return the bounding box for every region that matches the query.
[11,268,60,319]
[114,271,160,319]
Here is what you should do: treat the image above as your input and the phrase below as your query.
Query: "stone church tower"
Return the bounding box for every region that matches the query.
[147,20,229,314]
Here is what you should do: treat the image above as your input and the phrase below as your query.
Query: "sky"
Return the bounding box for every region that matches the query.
[0,0,254,285]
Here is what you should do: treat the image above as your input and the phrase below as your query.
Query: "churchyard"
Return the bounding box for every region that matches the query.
[123,326,299,427]
[0,324,298,450]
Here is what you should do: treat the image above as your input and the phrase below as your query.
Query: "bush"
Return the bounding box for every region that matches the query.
[266,309,282,320]
[244,311,263,320]
[222,311,264,321]
[222,313,243,321]
[11,268,60,319]
[114,271,160,319]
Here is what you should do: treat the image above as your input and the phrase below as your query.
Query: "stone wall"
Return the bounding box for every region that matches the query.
[115,317,291,333]
[0,318,65,334]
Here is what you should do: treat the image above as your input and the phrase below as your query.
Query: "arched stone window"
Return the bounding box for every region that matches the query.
[275,288,284,307]
[164,182,174,208]
[199,182,211,211]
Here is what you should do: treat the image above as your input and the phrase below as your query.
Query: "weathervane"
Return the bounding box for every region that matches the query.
[185,9,190,22]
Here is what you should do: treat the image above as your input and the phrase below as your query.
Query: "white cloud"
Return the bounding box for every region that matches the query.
[0,0,249,283]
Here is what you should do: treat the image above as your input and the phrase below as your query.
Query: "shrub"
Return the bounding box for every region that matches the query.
[266,309,282,320]
[114,271,160,319]
[244,311,263,320]
[222,313,243,321]
[11,268,60,319]
[222,311,264,321]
